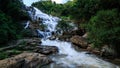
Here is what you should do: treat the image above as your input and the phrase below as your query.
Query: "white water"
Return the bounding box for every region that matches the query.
[41,39,119,68]
[34,7,59,32]
[29,7,119,68]
[24,21,30,29]
[36,29,51,38]
[30,7,60,38]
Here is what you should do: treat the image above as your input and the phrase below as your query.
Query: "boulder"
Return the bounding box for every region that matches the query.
[100,45,117,58]
[0,52,52,68]
[62,29,85,36]
[18,38,41,50]
[49,36,56,40]
[82,32,88,38]
[70,29,85,36]
[91,49,101,55]
[58,35,71,41]
[26,38,41,46]
[70,35,88,48]
[34,46,59,55]
[86,44,101,55]
[86,44,94,52]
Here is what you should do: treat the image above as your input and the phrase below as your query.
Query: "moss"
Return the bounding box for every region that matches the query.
[0,49,22,60]
[0,52,9,60]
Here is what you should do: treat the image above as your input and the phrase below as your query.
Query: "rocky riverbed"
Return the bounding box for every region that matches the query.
[0,6,120,68]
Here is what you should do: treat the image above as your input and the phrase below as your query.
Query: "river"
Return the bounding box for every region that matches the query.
[26,7,119,68]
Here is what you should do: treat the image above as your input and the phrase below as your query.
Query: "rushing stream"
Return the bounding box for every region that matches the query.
[27,7,119,68]
[41,39,119,68]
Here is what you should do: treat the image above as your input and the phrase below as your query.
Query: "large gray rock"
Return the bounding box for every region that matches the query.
[0,52,52,68]
[26,38,41,46]
[70,35,88,48]
[34,46,59,55]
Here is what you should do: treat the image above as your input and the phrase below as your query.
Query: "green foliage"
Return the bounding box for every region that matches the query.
[99,0,120,10]
[0,11,24,44]
[0,52,9,60]
[0,49,22,60]
[0,0,30,21]
[39,24,47,31]
[0,12,15,44]
[57,20,74,32]
[8,49,22,55]
[71,0,100,20]
[32,0,120,54]
[0,0,29,45]
[21,29,33,37]
[32,0,73,17]
[86,9,120,48]
[32,0,56,14]
[18,40,27,45]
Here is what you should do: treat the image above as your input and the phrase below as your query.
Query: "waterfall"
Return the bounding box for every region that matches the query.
[24,21,30,29]
[28,7,119,68]
[34,7,59,32]
[32,7,59,38]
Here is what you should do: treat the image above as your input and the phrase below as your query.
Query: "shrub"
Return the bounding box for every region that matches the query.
[0,12,12,44]
[56,20,74,32]
[21,29,33,37]
[86,9,120,52]
[0,52,9,60]
[0,0,30,45]
[39,24,47,31]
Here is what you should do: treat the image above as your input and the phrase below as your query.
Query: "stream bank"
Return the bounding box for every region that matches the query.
[0,6,119,68]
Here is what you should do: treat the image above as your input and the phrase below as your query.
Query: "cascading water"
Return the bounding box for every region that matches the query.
[28,7,119,68]
[41,40,119,68]
[24,21,30,29]
[34,7,59,32]
[33,7,59,38]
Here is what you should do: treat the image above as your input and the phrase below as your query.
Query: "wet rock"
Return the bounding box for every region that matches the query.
[92,49,101,55]
[62,29,85,36]
[100,45,117,58]
[70,35,88,48]
[82,32,88,38]
[0,52,52,68]
[70,29,85,36]
[58,35,72,41]
[31,29,38,37]
[26,38,41,46]
[86,44,101,55]
[34,46,59,55]
[49,36,56,40]
[111,59,120,66]
[22,38,41,50]
[86,44,93,52]
[29,21,40,29]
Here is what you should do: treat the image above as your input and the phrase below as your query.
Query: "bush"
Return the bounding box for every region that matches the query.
[21,29,33,37]
[0,52,9,60]
[0,0,29,21]
[0,50,22,60]
[0,0,30,45]
[39,24,47,31]
[56,20,74,32]
[0,12,13,44]
[86,9,120,51]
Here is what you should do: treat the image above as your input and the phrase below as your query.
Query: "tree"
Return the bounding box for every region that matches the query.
[0,0,29,45]
[0,0,29,21]
[0,12,14,44]
[86,9,120,53]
